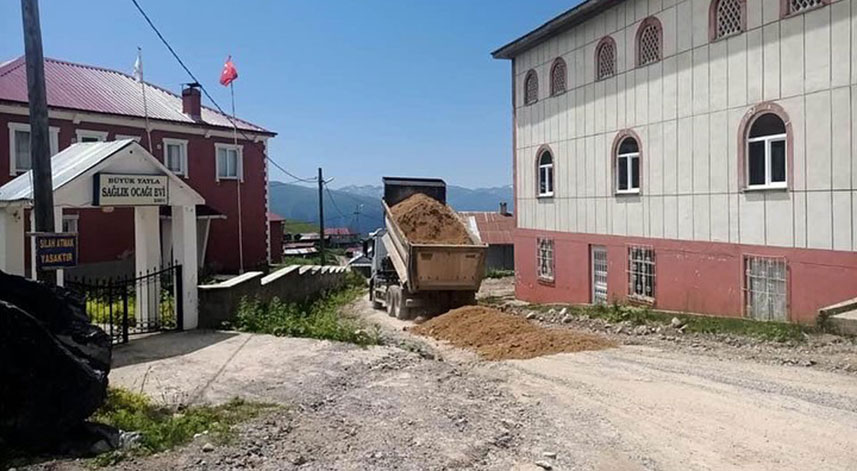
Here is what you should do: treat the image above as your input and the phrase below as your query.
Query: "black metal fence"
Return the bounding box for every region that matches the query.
[66,264,183,344]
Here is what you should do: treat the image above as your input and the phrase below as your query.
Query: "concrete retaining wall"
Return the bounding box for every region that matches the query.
[198,265,350,328]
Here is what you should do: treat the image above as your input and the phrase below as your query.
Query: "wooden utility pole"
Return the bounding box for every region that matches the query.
[317,168,326,266]
[21,0,56,284]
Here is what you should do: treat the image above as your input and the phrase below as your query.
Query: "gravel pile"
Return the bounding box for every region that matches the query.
[390,193,472,245]
[411,306,615,360]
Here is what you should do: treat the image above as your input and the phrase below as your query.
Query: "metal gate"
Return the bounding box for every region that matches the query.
[591,246,608,305]
[66,264,183,344]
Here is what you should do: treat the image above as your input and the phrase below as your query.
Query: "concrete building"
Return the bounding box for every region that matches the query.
[493,0,857,323]
[0,57,276,276]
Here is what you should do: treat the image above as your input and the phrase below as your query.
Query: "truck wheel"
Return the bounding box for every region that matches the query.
[395,291,412,320]
[386,286,400,317]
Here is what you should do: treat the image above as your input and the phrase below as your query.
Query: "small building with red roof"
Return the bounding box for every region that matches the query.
[461,203,515,272]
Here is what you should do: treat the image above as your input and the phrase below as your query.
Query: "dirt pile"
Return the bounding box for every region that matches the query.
[411,306,615,360]
[390,193,472,245]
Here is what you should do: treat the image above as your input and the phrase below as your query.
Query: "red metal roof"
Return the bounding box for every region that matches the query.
[324,227,353,236]
[0,56,272,134]
[460,211,515,245]
[267,212,285,222]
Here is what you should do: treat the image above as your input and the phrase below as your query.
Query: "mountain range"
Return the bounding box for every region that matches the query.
[269,181,513,235]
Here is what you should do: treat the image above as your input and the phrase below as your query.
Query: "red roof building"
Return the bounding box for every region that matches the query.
[461,207,515,272]
[0,57,276,275]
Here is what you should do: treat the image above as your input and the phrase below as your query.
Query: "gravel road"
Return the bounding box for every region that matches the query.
[30,291,857,470]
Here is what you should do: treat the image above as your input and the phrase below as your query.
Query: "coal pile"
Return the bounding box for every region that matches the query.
[0,271,113,454]
[412,306,615,360]
[390,193,473,245]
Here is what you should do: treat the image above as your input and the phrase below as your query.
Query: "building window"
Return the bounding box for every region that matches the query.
[711,0,745,41]
[163,138,189,177]
[550,58,567,96]
[524,70,539,105]
[537,149,554,197]
[785,0,824,16]
[8,123,59,175]
[746,113,787,189]
[637,17,662,67]
[615,136,640,194]
[537,238,554,282]
[215,143,243,181]
[62,214,79,234]
[628,245,655,301]
[744,255,788,321]
[596,37,616,80]
[75,129,108,143]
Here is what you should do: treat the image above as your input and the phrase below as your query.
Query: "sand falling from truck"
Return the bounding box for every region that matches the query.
[390,193,473,245]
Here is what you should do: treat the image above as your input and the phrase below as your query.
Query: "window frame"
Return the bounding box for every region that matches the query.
[709,0,746,42]
[537,237,555,283]
[780,0,828,18]
[75,129,108,143]
[163,138,189,177]
[636,16,663,67]
[8,122,60,176]
[215,143,244,182]
[113,134,142,142]
[743,254,789,321]
[595,36,617,81]
[746,132,787,190]
[613,132,642,195]
[524,69,539,106]
[738,104,792,192]
[61,214,79,234]
[536,148,555,198]
[549,58,567,96]
[627,245,655,303]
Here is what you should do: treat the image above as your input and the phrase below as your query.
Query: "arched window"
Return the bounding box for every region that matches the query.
[524,70,539,105]
[637,17,662,66]
[537,150,554,197]
[550,58,567,96]
[784,0,825,16]
[595,37,616,81]
[616,136,640,193]
[711,0,745,41]
[746,113,787,189]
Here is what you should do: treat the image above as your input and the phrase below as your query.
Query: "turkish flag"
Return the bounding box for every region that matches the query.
[219,56,238,86]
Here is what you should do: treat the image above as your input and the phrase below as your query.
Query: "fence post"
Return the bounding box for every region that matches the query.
[175,264,184,331]
[122,275,129,344]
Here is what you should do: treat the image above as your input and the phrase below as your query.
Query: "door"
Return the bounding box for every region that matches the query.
[591,246,608,305]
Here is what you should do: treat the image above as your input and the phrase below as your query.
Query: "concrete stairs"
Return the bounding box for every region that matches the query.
[819,298,857,336]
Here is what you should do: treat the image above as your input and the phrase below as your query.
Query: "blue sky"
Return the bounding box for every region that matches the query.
[1,1,574,189]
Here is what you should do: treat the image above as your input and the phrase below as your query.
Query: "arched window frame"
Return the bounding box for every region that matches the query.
[536,146,555,198]
[612,130,642,195]
[595,36,617,81]
[550,58,567,96]
[636,17,663,67]
[709,0,746,42]
[737,103,793,191]
[780,0,828,18]
[524,69,539,105]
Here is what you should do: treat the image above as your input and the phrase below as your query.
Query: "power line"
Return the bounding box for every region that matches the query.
[129,0,315,184]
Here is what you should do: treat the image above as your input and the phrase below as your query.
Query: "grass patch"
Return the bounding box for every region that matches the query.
[234,272,379,346]
[485,269,515,279]
[542,303,809,343]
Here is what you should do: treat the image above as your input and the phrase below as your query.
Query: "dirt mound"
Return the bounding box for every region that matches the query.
[411,306,615,360]
[390,193,472,245]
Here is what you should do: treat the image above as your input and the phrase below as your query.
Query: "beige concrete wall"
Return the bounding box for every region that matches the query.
[514,0,857,252]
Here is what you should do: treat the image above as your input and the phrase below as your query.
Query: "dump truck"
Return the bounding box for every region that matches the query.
[368,177,487,320]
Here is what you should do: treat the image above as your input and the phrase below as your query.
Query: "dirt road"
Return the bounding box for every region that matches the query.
[35,295,857,470]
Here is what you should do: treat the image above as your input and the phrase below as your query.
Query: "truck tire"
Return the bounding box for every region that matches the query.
[385,288,395,316]
[395,289,412,320]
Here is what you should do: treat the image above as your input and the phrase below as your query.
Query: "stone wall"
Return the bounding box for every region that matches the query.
[197,265,350,329]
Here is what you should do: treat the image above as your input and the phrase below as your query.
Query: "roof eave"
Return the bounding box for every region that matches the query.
[491,0,622,60]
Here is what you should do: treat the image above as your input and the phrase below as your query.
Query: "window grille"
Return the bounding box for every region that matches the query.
[789,0,823,14]
[537,238,555,281]
[744,255,787,321]
[627,245,654,300]
[524,70,538,105]
[596,39,616,80]
[715,0,743,39]
[637,20,661,66]
[550,59,567,96]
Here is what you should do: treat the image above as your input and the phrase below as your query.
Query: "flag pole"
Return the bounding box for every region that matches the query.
[230,80,244,274]
[138,47,153,152]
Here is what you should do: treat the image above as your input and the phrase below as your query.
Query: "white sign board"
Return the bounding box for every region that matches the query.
[94,173,169,206]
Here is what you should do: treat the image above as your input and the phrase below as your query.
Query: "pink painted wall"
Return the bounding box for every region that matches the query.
[515,228,857,324]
